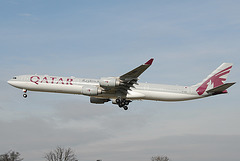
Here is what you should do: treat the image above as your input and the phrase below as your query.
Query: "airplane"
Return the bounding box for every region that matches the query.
[8,58,235,110]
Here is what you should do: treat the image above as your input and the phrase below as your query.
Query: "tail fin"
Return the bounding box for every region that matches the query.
[193,63,233,95]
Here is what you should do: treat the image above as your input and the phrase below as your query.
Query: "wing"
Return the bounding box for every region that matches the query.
[117,58,154,95]
[99,58,154,97]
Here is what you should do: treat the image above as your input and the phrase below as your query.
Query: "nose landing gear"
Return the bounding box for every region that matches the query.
[23,89,27,98]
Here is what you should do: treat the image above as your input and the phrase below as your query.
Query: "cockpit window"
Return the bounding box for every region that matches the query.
[13,77,17,79]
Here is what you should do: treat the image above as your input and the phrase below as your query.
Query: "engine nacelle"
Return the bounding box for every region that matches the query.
[90,97,110,104]
[99,77,120,87]
[82,85,102,96]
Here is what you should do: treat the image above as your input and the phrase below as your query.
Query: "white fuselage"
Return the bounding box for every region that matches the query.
[8,75,207,101]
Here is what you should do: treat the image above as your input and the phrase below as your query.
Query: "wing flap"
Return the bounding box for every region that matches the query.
[206,82,236,95]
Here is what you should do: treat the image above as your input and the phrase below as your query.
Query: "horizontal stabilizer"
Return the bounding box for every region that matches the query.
[206,82,236,95]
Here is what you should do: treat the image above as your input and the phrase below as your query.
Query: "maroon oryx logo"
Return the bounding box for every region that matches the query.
[196,66,232,95]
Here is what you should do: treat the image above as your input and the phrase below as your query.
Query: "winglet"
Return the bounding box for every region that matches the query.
[145,58,154,65]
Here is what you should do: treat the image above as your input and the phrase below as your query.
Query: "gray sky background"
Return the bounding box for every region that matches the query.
[0,1,239,161]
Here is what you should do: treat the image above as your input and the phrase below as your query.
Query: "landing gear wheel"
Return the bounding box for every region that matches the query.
[120,101,126,107]
[116,98,121,104]
[116,98,130,110]
[22,89,27,98]
[23,94,27,98]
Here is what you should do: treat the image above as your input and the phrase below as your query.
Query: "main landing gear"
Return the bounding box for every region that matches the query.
[23,89,27,98]
[116,98,131,110]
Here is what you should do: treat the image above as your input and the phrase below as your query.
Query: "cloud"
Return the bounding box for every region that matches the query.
[75,134,240,161]
[1,113,239,161]
[0,116,112,161]
[50,99,153,137]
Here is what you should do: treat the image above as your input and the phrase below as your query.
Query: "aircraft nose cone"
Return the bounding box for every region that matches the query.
[7,80,12,84]
[7,80,21,88]
[7,80,14,86]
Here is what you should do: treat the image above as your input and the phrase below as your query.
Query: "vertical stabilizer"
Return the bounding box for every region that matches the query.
[193,63,233,95]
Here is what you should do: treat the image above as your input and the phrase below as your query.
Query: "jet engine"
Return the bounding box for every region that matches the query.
[82,85,102,96]
[90,97,110,104]
[99,77,121,87]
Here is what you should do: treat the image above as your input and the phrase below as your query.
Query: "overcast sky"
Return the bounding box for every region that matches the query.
[0,1,240,161]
